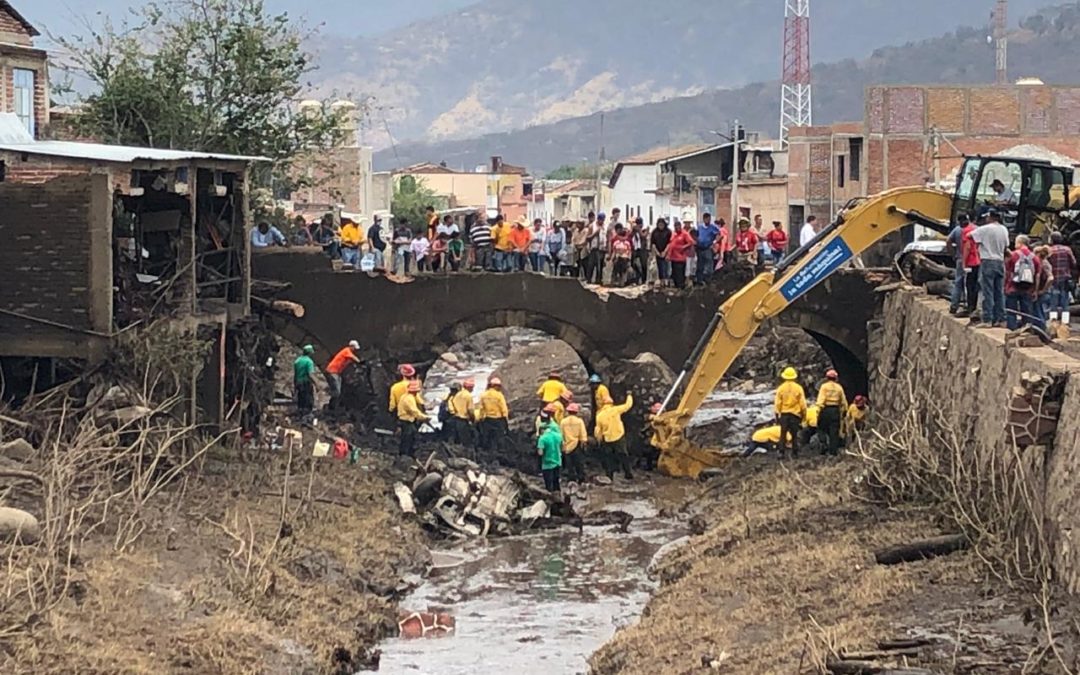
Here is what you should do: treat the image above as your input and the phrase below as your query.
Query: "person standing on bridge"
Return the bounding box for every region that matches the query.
[815,369,848,456]
[651,218,672,286]
[594,391,635,480]
[587,213,609,285]
[1046,231,1077,326]
[492,215,514,273]
[470,214,494,271]
[398,380,429,458]
[293,345,316,418]
[339,217,365,268]
[479,377,510,452]
[510,218,533,272]
[766,221,789,266]
[1004,234,1046,332]
[774,367,807,457]
[694,213,720,286]
[325,341,362,411]
[666,221,695,289]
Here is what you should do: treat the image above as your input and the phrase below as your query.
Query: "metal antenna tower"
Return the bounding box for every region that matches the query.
[780,0,812,147]
[993,0,1008,85]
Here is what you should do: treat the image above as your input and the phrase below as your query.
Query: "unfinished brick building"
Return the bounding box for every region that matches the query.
[0,114,261,424]
[788,84,1080,263]
[0,0,48,138]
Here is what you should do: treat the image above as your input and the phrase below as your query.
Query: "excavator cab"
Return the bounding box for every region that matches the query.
[950,156,1074,239]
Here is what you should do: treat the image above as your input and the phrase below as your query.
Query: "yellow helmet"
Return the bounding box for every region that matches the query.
[781,367,798,381]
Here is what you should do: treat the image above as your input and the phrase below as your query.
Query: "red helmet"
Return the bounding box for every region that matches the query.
[407,380,421,393]
[399,364,416,377]
[825,369,839,380]
[489,377,502,387]
[463,378,475,390]
[542,403,558,414]
[649,403,663,415]
[566,403,581,414]
[854,395,868,407]
[559,390,574,402]
[549,371,561,380]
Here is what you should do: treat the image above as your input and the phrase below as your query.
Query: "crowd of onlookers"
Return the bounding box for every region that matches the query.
[252,207,824,289]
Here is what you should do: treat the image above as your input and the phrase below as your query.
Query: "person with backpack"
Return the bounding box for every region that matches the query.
[1004,234,1046,331]
[969,210,1010,327]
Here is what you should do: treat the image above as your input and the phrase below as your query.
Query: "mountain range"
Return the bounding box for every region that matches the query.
[314,0,1049,152]
[367,1,1080,173]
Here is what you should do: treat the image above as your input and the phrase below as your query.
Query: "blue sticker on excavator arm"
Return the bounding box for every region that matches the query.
[779,238,854,302]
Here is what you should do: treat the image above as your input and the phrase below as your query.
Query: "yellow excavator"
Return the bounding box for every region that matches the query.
[652,154,1077,478]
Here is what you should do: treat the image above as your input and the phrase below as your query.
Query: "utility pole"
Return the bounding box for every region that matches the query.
[780,0,812,147]
[993,0,1008,85]
[730,120,742,243]
[596,113,605,212]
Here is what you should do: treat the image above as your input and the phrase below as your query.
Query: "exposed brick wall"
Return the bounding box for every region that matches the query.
[0,54,50,137]
[0,6,32,46]
[786,140,808,202]
[885,87,925,134]
[970,88,1020,135]
[866,87,885,134]
[1022,87,1054,135]
[0,175,96,331]
[885,139,926,189]
[807,142,831,204]
[927,88,967,133]
[1056,89,1080,135]
[867,138,884,195]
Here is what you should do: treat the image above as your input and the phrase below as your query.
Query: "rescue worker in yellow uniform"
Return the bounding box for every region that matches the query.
[799,404,821,453]
[537,371,567,404]
[397,380,429,457]
[843,395,869,443]
[594,391,635,480]
[745,424,782,456]
[816,369,848,456]
[478,376,510,452]
[560,402,589,483]
[774,367,807,457]
[447,378,476,447]
[536,389,571,438]
[389,364,417,415]
[588,373,610,431]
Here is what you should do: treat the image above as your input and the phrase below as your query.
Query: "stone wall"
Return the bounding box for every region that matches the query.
[871,289,1080,593]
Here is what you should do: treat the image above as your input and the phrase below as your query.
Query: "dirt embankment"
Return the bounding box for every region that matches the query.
[590,455,1080,674]
[2,426,426,674]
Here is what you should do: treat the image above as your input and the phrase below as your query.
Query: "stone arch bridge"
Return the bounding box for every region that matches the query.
[253,251,886,396]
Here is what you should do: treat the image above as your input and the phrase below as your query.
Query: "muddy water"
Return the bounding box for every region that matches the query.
[377,485,686,674]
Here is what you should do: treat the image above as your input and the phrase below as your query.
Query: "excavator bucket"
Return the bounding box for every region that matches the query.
[651,412,728,479]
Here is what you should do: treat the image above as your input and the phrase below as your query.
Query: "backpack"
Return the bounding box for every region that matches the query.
[438,396,451,424]
[1012,250,1036,288]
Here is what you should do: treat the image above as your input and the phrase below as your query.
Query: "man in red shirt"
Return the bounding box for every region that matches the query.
[958,216,981,316]
[764,221,788,266]
[326,340,362,410]
[735,218,759,263]
[1004,234,1045,331]
[665,222,695,289]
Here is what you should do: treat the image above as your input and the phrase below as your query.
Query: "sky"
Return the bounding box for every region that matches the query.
[19,0,476,39]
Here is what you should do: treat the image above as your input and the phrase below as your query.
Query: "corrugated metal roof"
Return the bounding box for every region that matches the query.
[0,115,268,163]
[616,143,718,166]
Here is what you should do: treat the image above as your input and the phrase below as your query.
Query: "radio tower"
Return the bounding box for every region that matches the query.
[993,0,1008,85]
[780,0,812,147]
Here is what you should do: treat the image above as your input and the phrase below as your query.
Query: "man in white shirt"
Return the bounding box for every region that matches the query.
[991,180,1017,206]
[799,215,819,248]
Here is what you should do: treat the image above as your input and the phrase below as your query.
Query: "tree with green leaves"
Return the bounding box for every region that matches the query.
[56,0,347,186]
[391,176,443,232]
[544,162,614,181]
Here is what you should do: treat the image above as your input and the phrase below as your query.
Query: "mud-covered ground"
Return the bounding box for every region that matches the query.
[3,442,428,674]
[590,455,1080,675]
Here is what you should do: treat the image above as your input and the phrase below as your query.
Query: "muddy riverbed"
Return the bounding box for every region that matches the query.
[378,482,688,674]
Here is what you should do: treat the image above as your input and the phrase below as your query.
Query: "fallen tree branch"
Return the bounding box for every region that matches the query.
[874,534,969,566]
[0,469,44,486]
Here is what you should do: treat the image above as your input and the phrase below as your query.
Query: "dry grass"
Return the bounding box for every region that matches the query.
[0,324,427,674]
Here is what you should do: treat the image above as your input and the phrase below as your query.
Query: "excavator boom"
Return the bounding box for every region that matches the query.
[653,187,954,478]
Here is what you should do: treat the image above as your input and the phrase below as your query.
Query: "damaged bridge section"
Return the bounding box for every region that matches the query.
[253,251,883,395]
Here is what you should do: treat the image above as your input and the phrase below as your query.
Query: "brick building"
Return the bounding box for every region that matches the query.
[0,114,261,423]
[788,84,1080,262]
[0,1,48,137]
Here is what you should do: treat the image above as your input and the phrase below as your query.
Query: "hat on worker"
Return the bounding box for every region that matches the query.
[399,364,416,377]
[463,378,475,390]
[854,395,868,408]
[489,376,503,387]
[597,212,607,220]
[303,345,314,355]
[549,371,561,380]
[407,381,421,393]
[514,216,528,226]
[781,367,798,381]
[589,374,603,384]
[825,369,839,381]
[542,403,558,415]
[348,340,360,350]
[566,403,581,414]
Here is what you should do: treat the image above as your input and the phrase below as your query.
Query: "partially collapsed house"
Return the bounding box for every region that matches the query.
[0,113,264,425]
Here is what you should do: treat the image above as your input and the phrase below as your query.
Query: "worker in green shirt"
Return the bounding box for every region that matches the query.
[537,404,564,493]
[294,345,316,415]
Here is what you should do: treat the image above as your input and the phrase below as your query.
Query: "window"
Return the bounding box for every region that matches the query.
[836,155,846,188]
[849,138,862,181]
[13,69,35,136]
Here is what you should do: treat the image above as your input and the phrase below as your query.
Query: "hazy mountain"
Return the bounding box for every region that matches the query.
[373,2,1080,174]
[321,0,1048,147]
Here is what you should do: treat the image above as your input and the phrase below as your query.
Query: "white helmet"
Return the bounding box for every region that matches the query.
[348,340,360,350]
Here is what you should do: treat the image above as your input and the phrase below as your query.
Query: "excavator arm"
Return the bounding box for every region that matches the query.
[653,187,954,478]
